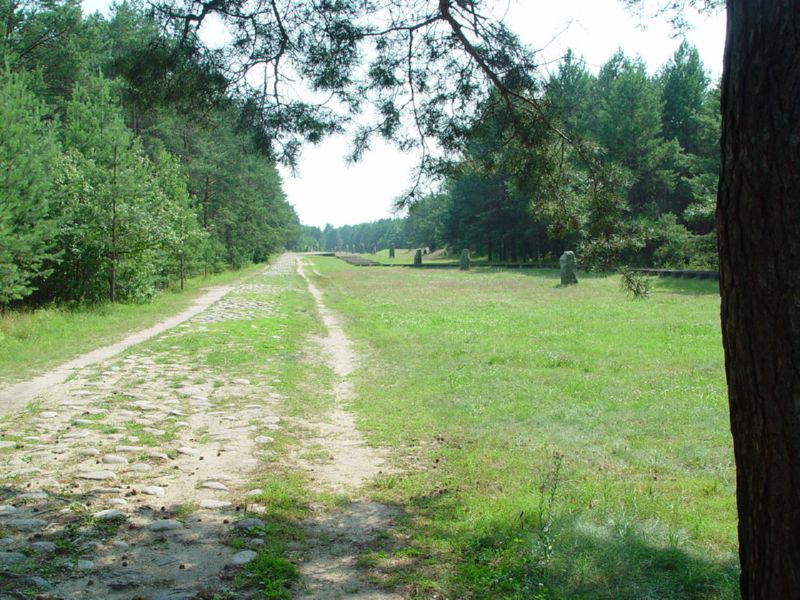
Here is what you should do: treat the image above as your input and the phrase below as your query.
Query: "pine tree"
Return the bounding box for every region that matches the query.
[58,76,165,302]
[0,67,60,304]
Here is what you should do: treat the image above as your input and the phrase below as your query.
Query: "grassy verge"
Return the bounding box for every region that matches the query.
[308,257,738,599]
[359,248,549,266]
[0,263,263,384]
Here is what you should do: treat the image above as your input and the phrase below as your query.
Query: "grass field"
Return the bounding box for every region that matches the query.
[0,263,264,384]
[359,248,464,265]
[308,257,738,599]
[357,248,554,266]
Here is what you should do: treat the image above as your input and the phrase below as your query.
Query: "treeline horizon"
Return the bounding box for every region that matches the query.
[2,0,720,312]
[1,0,302,307]
[300,42,719,270]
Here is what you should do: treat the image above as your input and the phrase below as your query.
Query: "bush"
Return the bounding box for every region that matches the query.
[619,266,652,299]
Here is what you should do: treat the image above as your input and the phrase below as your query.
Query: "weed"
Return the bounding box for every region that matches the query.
[620,266,653,299]
[534,452,563,566]
[227,536,248,550]
[237,551,299,600]
[173,503,198,520]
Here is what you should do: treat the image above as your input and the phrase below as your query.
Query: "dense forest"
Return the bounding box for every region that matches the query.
[305,43,720,270]
[0,0,302,306]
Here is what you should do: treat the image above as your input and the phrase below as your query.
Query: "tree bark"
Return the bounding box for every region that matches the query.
[718,1,800,596]
[202,174,211,229]
[110,144,118,304]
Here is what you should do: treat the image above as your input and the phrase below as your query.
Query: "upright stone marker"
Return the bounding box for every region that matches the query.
[389,246,395,259]
[414,249,423,266]
[559,251,578,285]
[459,249,471,271]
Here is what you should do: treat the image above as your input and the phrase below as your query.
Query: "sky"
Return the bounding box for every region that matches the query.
[82,0,726,229]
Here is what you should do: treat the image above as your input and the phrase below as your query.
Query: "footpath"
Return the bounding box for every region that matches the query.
[0,255,402,600]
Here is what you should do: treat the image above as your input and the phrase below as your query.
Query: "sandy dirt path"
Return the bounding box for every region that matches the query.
[0,285,235,417]
[293,258,402,600]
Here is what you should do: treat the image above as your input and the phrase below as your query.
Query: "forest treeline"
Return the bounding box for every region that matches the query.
[2,0,720,310]
[303,44,719,270]
[1,0,302,306]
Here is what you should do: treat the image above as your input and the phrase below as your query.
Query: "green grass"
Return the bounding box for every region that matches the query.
[228,474,308,599]
[0,264,264,384]
[358,248,466,265]
[143,271,323,384]
[308,257,738,599]
[0,253,736,598]
[359,247,538,266]
[356,248,419,265]
[237,547,300,600]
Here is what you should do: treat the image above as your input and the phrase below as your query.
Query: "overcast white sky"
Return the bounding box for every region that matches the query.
[83,0,726,228]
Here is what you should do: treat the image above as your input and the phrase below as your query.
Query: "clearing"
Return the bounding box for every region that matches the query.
[0,254,739,599]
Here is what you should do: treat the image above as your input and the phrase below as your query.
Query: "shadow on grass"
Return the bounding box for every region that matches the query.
[654,277,720,296]
[490,268,614,281]
[367,488,739,600]
[298,499,410,597]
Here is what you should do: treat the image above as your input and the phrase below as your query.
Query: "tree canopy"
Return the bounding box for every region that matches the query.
[0,0,302,306]
[311,43,720,271]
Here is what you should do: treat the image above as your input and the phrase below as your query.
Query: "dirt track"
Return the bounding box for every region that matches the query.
[0,255,401,599]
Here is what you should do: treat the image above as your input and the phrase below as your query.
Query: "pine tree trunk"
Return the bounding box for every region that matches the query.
[718,1,800,596]
[110,144,118,304]
[202,175,210,229]
[5,1,17,41]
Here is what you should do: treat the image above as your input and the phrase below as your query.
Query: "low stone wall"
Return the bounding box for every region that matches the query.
[632,268,719,281]
[329,255,717,281]
[335,254,385,266]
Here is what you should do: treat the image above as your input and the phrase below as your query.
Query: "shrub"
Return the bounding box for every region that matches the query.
[620,266,652,299]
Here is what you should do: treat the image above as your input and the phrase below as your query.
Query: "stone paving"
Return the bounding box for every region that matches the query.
[0,257,297,600]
